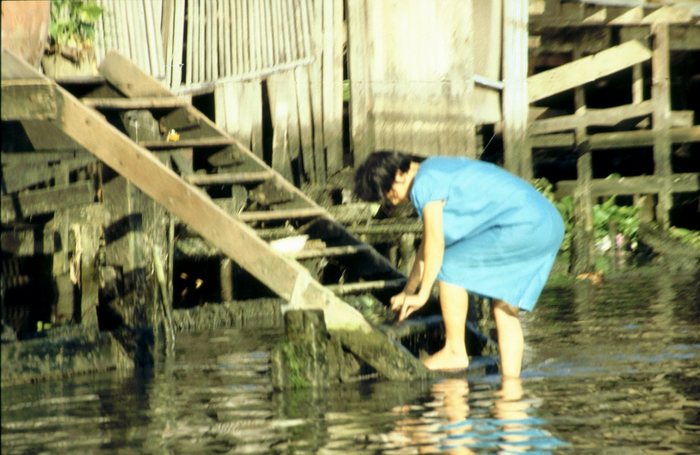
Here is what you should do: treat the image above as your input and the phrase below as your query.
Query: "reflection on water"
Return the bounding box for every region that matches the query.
[381,378,567,453]
[2,266,699,453]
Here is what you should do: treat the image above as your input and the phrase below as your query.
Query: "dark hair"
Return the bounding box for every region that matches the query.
[354,150,415,202]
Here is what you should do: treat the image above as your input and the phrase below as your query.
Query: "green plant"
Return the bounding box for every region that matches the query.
[532,177,640,253]
[532,178,573,252]
[669,227,700,249]
[48,0,103,60]
[592,196,640,243]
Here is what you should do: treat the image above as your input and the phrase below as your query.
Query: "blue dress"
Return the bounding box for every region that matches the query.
[409,157,564,311]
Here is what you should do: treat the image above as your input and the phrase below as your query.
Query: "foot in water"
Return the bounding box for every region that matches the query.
[422,347,469,371]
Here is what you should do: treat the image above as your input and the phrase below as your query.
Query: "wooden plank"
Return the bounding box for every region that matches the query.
[222,0,231,76]
[1,181,94,223]
[532,126,700,149]
[144,0,161,77]
[1,80,58,121]
[172,0,186,88]
[621,24,700,51]
[652,22,673,229]
[295,66,316,182]
[642,6,692,24]
[289,244,372,260]
[162,0,176,85]
[99,50,172,97]
[528,40,651,103]
[139,137,238,150]
[323,0,344,176]
[502,0,531,177]
[184,170,274,185]
[346,0,373,170]
[1,228,60,256]
[592,126,700,149]
[237,207,326,222]
[529,100,654,135]
[555,173,700,198]
[81,97,191,109]
[571,45,595,274]
[2,157,97,193]
[327,279,406,296]
[309,0,327,182]
[268,73,294,182]
[185,0,194,85]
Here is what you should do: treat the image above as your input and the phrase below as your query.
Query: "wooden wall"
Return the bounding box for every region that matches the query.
[348,0,503,165]
[90,0,506,185]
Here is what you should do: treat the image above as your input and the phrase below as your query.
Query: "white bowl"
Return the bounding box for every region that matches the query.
[269,235,308,254]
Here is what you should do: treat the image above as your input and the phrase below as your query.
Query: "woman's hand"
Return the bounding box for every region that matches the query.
[390,291,428,321]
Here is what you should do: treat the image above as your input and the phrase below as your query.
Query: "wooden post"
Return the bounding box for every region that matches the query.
[651,22,673,229]
[502,0,531,178]
[347,0,375,168]
[322,0,344,176]
[571,48,595,274]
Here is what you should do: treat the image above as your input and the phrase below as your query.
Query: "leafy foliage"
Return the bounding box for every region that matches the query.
[669,227,700,249]
[532,177,641,253]
[48,0,103,56]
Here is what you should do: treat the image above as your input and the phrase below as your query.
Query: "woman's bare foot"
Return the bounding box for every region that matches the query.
[422,347,469,371]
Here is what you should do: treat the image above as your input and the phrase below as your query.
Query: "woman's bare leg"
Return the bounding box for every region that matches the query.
[492,299,523,378]
[423,281,470,371]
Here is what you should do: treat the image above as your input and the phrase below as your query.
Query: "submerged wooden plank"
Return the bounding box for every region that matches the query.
[528,40,652,103]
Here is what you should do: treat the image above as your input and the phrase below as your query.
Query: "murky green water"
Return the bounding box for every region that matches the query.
[2,266,699,453]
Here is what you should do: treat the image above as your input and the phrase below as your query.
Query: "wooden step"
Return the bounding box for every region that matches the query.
[82,97,191,110]
[327,279,406,296]
[185,170,275,185]
[139,136,238,150]
[237,207,326,222]
[288,244,372,259]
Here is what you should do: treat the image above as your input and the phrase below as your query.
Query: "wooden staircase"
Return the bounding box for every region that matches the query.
[1,50,428,381]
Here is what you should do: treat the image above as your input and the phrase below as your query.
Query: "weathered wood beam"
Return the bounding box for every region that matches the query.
[1,181,94,223]
[184,170,274,185]
[529,104,694,135]
[1,157,97,193]
[591,126,700,149]
[327,279,406,296]
[530,3,697,29]
[82,96,191,109]
[528,40,651,103]
[531,126,700,149]
[237,207,326,222]
[289,244,372,260]
[1,80,59,121]
[139,137,238,150]
[620,24,700,51]
[1,228,59,256]
[529,101,653,135]
[555,173,699,198]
